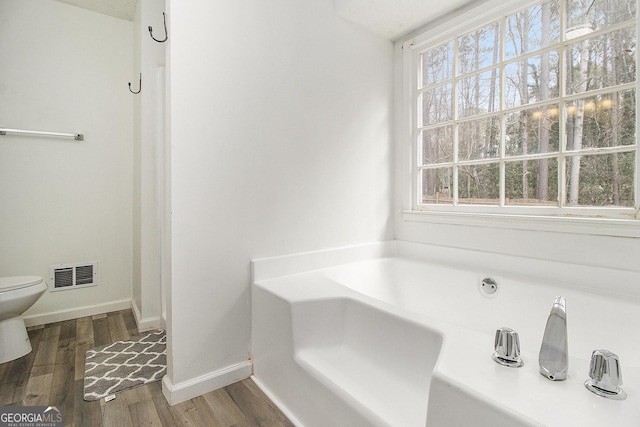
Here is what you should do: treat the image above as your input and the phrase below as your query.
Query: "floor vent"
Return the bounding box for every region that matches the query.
[50,262,98,291]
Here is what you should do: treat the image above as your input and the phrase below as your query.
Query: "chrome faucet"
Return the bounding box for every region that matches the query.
[539,296,568,381]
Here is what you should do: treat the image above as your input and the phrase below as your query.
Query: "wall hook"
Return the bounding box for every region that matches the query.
[129,73,141,94]
[148,12,168,43]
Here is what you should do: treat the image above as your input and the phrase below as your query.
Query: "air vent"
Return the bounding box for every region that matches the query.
[50,262,98,291]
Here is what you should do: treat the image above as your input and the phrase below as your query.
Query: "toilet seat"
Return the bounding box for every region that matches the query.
[0,276,44,293]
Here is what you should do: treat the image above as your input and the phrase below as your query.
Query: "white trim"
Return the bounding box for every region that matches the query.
[411,202,638,220]
[402,210,640,238]
[131,300,162,332]
[161,361,252,406]
[23,298,132,327]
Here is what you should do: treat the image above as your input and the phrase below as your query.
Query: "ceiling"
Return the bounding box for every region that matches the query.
[335,0,481,40]
[54,0,138,21]
[54,0,478,39]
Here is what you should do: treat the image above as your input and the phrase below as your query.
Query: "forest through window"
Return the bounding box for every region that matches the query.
[414,0,637,215]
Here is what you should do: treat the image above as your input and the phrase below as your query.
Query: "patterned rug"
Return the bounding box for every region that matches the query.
[83,330,166,401]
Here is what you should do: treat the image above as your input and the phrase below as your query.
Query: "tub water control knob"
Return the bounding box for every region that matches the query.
[492,327,524,367]
[585,350,626,400]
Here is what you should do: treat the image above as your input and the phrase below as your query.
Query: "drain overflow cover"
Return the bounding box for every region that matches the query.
[481,278,498,295]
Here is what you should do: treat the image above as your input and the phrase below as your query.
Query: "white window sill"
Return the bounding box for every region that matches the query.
[402,210,640,238]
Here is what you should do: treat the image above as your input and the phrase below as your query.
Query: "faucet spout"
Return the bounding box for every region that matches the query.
[539,296,568,381]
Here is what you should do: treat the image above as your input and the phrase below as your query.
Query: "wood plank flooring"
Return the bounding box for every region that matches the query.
[0,310,294,427]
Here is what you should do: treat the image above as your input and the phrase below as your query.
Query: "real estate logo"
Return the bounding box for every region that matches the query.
[0,406,63,427]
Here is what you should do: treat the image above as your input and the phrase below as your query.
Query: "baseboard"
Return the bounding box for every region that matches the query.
[162,360,252,406]
[131,300,162,332]
[22,299,132,327]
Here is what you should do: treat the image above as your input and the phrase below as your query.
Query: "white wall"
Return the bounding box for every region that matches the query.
[165,0,393,402]
[0,1,134,322]
[394,218,640,275]
[132,0,166,331]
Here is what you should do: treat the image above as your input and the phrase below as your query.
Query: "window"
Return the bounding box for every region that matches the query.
[406,0,638,221]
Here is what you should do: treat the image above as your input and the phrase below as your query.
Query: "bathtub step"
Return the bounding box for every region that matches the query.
[296,346,429,427]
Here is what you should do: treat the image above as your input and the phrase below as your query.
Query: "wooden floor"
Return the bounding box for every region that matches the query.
[0,309,294,427]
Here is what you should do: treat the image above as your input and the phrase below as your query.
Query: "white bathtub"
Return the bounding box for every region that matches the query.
[251,241,640,426]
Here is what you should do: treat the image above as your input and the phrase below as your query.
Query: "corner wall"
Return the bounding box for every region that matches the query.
[132,0,166,332]
[165,0,394,403]
[0,0,134,323]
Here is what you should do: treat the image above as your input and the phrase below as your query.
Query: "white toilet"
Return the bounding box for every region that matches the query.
[0,276,47,364]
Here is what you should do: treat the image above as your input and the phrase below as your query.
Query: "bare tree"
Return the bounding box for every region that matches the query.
[518,11,530,199]
[537,1,552,201]
[567,0,591,205]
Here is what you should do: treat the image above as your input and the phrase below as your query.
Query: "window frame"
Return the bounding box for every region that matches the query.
[399,0,640,235]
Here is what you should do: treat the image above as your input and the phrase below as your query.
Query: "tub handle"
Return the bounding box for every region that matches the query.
[492,327,524,368]
[585,350,626,400]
